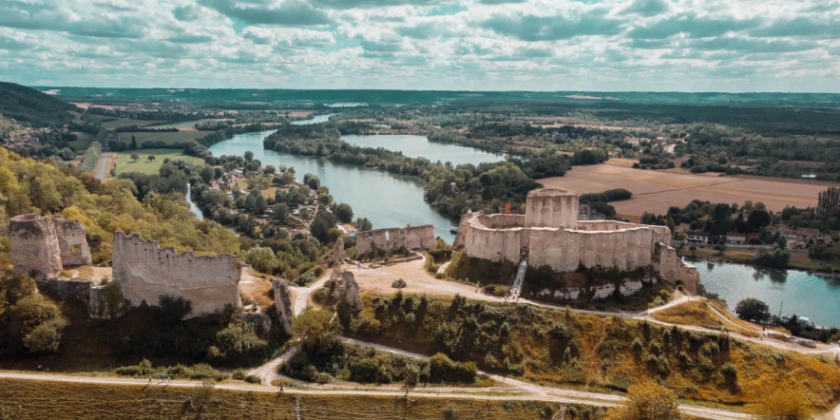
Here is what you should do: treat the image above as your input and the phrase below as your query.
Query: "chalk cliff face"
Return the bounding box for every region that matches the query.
[111,231,241,317]
[456,188,698,293]
[10,214,65,280]
[355,224,437,256]
[320,237,345,267]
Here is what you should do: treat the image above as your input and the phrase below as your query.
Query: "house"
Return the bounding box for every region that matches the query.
[686,230,709,244]
[726,232,746,245]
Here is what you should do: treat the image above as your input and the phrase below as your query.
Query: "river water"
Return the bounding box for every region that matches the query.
[208,130,504,241]
[690,258,840,328]
[342,134,507,167]
[291,114,334,125]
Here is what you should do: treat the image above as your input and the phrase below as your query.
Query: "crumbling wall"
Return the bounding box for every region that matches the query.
[404,225,437,250]
[10,214,63,280]
[112,231,241,317]
[462,219,523,263]
[52,216,92,267]
[356,224,437,256]
[272,280,294,334]
[652,243,698,292]
[36,278,91,302]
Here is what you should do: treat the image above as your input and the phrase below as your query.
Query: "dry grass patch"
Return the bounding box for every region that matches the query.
[650,301,725,329]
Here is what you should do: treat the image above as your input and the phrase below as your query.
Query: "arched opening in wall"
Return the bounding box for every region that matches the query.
[384,231,389,242]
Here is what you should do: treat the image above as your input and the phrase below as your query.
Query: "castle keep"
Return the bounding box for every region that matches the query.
[10,213,91,280]
[112,231,242,316]
[454,188,698,293]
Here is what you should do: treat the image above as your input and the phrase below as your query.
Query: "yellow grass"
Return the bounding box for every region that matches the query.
[0,378,562,420]
[650,300,725,329]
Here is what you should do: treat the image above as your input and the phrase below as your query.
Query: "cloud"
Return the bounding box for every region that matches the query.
[621,0,669,17]
[751,17,840,39]
[481,8,622,41]
[169,34,214,43]
[313,0,444,8]
[0,1,146,38]
[628,13,761,39]
[199,0,331,25]
[0,34,28,50]
[688,37,819,53]
[173,5,202,21]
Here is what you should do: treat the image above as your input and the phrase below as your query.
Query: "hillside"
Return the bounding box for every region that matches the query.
[0,81,77,126]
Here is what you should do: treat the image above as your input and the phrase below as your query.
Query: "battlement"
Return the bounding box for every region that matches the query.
[112,231,241,316]
[355,224,437,257]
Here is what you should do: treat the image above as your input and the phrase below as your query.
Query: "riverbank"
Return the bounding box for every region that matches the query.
[678,245,840,275]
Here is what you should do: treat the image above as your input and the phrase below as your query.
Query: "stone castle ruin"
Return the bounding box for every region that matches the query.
[454,188,698,294]
[10,214,92,280]
[111,232,242,317]
[355,224,437,257]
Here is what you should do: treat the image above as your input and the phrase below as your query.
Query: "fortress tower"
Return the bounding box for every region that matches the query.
[10,214,63,280]
[524,188,579,229]
[52,216,92,267]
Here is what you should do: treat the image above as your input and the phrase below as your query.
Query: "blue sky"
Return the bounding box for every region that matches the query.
[0,0,838,91]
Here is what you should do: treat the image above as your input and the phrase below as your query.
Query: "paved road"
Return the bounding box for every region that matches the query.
[95,152,108,180]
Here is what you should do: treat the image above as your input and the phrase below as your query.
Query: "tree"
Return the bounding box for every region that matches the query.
[130,135,138,150]
[272,203,289,224]
[335,203,354,223]
[310,210,337,243]
[264,165,276,175]
[747,209,772,230]
[735,298,770,322]
[356,217,373,232]
[130,153,139,163]
[199,166,215,184]
[604,381,683,420]
[147,155,155,162]
[818,187,840,215]
[244,151,254,162]
[157,295,193,324]
[292,309,334,345]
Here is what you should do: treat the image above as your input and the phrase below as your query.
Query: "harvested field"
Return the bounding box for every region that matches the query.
[115,149,205,175]
[100,118,165,129]
[539,163,833,216]
[148,118,233,130]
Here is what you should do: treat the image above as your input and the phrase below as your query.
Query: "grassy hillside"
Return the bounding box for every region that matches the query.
[0,81,77,126]
[347,292,840,413]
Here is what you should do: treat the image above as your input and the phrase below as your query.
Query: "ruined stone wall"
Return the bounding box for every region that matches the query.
[404,225,437,250]
[463,219,524,263]
[652,243,698,293]
[112,231,241,317]
[36,278,92,302]
[452,211,478,250]
[478,214,525,229]
[356,224,437,256]
[525,189,579,229]
[320,237,345,267]
[52,216,92,267]
[10,214,63,280]
[525,227,655,273]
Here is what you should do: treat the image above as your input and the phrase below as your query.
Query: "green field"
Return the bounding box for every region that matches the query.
[115,149,205,175]
[117,130,203,146]
[100,118,165,129]
[146,118,230,129]
[68,131,96,150]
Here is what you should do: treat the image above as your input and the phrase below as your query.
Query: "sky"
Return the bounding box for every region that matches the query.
[0,0,839,92]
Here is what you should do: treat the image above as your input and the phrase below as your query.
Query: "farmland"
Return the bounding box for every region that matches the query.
[117,130,204,146]
[538,162,832,218]
[115,149,205,175]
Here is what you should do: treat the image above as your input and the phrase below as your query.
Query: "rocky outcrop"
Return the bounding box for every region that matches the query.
[112,231,241,317]
[341,271,363,313]
[272,279,294,334]
[10,214,63,280]
[52,216,92,267]
[320,237,345,268]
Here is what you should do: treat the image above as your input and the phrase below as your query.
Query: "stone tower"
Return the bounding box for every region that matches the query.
[524,188,580,229]
[10,214,63,280]
[52,216,92,267]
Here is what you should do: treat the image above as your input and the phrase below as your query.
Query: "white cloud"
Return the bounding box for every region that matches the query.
[0,0,837,91]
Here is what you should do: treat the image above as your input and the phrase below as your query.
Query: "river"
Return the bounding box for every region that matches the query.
[690,258,840,328]
[291,114,334,125]
[208,130,504,241]
[342,134,507,167]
